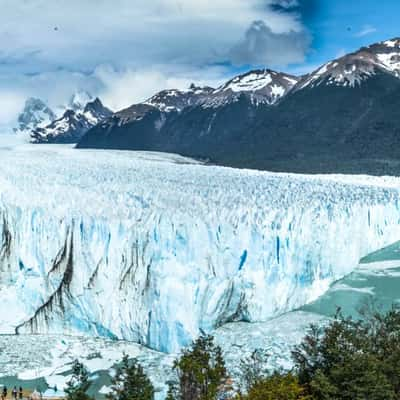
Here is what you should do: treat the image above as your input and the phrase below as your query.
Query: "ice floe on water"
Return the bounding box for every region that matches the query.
[0,335,174,399]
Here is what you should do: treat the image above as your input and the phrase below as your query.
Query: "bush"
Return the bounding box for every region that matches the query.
[240,372,313,400]
[292,307,400,400]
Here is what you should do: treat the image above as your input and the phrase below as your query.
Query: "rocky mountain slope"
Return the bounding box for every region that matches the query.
[14,98,56,134]
[77,70,298,151]
[31,97,112,144]
[78,37,400,175]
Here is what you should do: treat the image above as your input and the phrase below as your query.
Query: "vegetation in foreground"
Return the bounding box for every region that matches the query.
[65,307,400,400]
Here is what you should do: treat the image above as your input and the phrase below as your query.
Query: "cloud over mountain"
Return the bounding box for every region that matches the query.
[0,0,311,124]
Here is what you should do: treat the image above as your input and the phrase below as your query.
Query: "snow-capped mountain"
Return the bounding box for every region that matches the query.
[206,69,298,107]
[77,71,297,150]
[68,91,95,112]
[107,84,213,126]
[298,38,400,89]
[78,84,215,148]
[14,97,56,134]
[78,37,400,175]
[31,98,112,144]
[145,84,214,112]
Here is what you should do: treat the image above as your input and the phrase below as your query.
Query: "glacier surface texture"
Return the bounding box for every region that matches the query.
[1,141,400,353]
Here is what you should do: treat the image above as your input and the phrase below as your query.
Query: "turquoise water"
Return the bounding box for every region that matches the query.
[0,376,47,393]
[302,241,400,318]
[360,241,400,263]
[0,371,111,399]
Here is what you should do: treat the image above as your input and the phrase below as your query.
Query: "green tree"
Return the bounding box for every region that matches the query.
[173,334,227,400]
[107,355,154,400]
[292,307,400,400]
[240,372,313,400]
[65,359,92,400]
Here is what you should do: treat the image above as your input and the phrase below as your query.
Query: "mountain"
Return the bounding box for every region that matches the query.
[77,71,298,151]
[296,38,400,90]
[145,84,214,111]
[68,91,95,111]
[235,37,400,174]
[31,98,112,144]
[206,69,298,107]
[77,84,215,149]
[77,37,400,175]
[14,97,56,134]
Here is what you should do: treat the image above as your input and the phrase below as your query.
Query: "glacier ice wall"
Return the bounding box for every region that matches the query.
[1,145,400,353]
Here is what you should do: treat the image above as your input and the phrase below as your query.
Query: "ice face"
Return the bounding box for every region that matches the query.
[1,142,400,353]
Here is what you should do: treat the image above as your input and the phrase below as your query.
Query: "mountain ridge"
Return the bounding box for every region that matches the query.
[30,97,112,144]
[78,37,400,175]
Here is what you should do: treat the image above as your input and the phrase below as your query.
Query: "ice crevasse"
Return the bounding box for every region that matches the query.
[0,145,400,353]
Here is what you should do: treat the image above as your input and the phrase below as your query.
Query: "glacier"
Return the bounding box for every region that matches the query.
[1,139,400,354]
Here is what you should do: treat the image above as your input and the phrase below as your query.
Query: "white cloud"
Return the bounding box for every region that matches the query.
[229,20,310,66]
[0,91,26,132]
[95,64,228,111]
[0,0,311,125]
[354,25,377,38]
[0,0,305,69]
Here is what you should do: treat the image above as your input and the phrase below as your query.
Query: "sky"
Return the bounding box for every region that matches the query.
[0,0,399,127]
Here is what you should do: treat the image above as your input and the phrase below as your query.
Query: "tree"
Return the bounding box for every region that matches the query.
[172,334,227,400]
[107,355,154,400]
[292,307,400,400]
[65,359,92,400]
[238,349,269,393]
[238,372,313,400]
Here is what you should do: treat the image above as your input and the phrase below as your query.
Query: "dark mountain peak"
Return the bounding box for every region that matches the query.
[116,103,157,124]
[68,91,94,111]
[86,97,103,108]
[297,38,400,90]
[144,85,214,112]
[83,98,112,119]
[31,96,111,144]
[188,83,214,93]
[63,109,77,119]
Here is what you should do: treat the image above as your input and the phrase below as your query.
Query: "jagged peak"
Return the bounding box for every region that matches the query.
[15,97,56,133]
[83,97,111,114]
[30,95,111,144]
[68,91,94,111]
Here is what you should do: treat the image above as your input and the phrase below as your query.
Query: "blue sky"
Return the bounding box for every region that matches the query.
[301,0,399,72]
[0,0,399,126]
